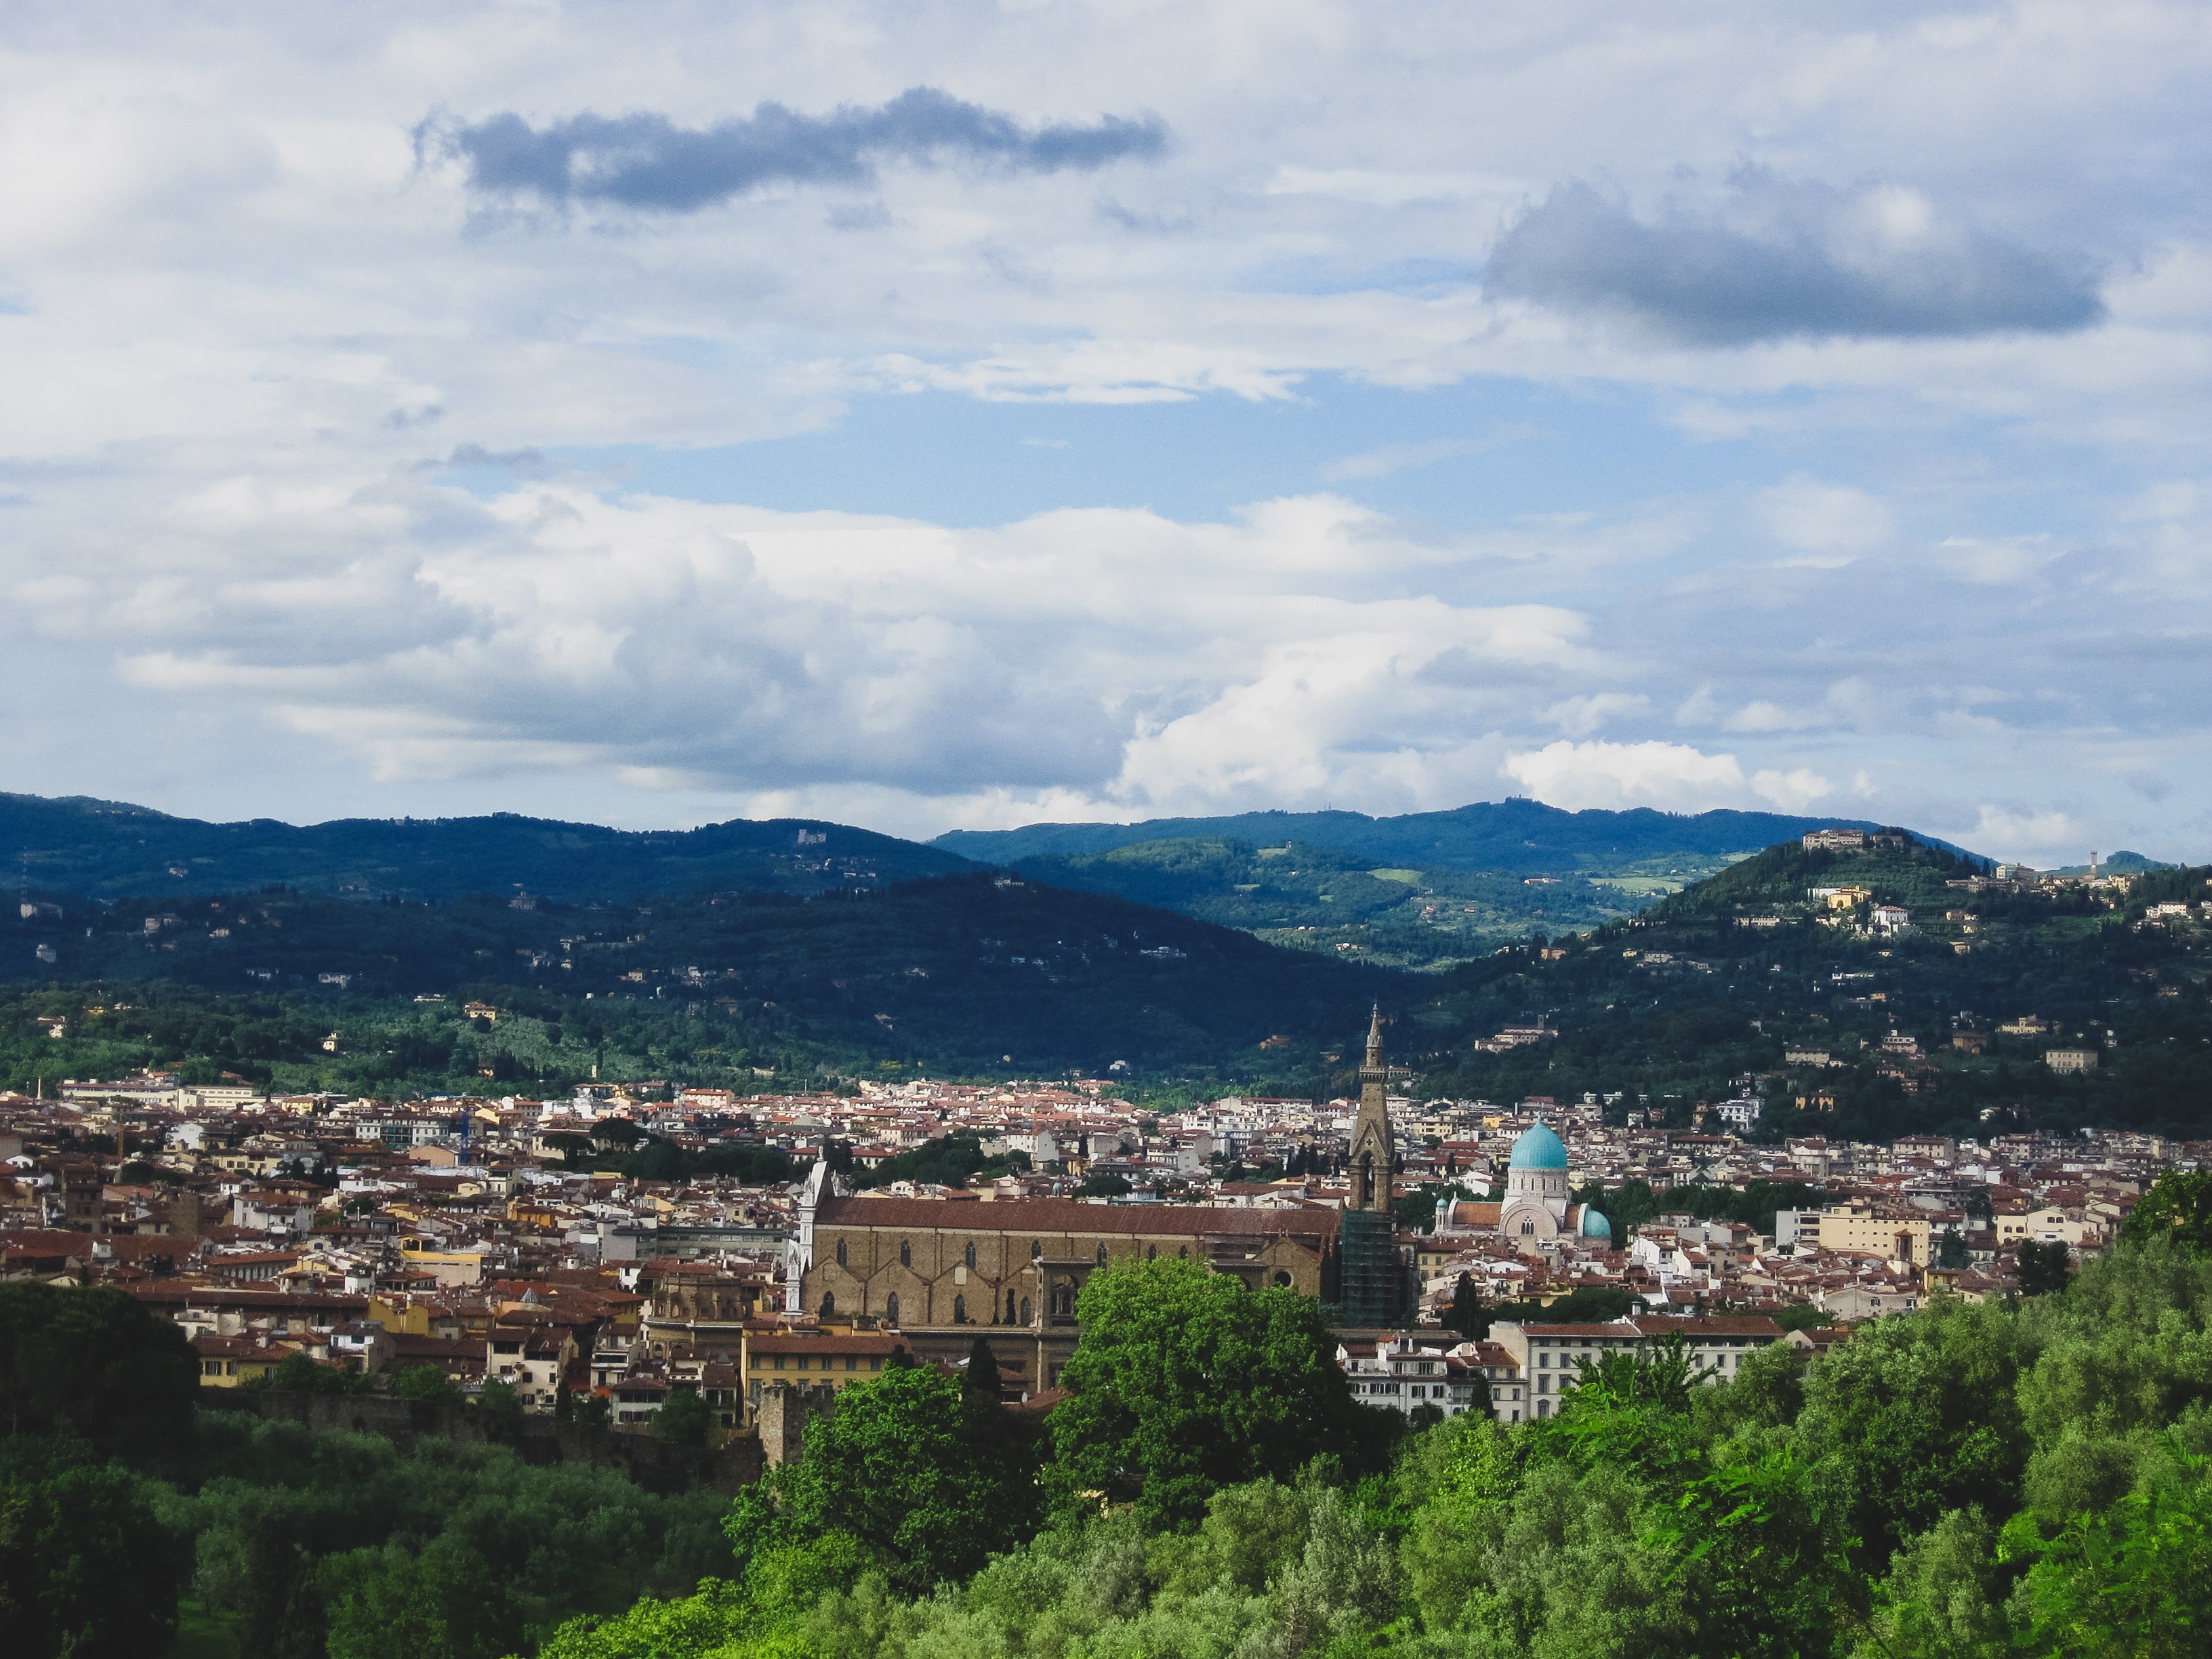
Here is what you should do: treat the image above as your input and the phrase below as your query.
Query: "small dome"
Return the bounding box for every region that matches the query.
[1508,1122,1568,1170]
[1580,1208,1612,1240]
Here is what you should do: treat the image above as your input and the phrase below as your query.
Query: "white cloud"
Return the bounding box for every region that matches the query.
[1756,475,1895,558]
[1501,739,1751,813]
[1750,767,1833,811]
[0,5,2210,846]
[1543,692,1649,737]
[1970,806,2092,861]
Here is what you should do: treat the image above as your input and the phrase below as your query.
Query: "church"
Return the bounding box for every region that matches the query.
[1438,1120,1611,1254]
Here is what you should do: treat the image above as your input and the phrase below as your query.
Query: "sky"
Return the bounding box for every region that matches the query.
[3,1,2209,863]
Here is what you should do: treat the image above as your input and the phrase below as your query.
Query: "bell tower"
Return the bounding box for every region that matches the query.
[1346,1004,1395,1214]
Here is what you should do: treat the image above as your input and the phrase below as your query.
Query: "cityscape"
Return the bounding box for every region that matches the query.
[6,1,2211,1654]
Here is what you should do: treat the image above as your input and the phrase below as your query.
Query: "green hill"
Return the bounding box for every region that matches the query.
[1006,835,1644,968]
[1,872,1385,1090]
[1647,833,1986,920]
[1389,844,2212,1143]
[935,798,1900,872]
[0,792,970,901]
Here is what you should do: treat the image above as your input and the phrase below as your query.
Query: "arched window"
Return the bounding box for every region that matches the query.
[1005,1290,1017,1323]
[1096,1243,1108,1265]
[954,1294,966,1324]
[899,1240,912,1269]
[1273,1271,1292,1288]
[1520,1219,1536,1236]
[1019,1296,1031,1325]
[885,1292,900,1325]
[965,1242,977,1269]
[835,1239,846,1268]
[821,1292,836,1316]
[1052,1282,1073,1319]
[1179,1245,1188,1259]
[1147,1244,1156,1261]
[1031,1241,1042,1260]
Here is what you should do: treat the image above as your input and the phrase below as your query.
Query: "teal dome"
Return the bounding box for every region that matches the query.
[1508,1122,1568,1170]
[1580,1208,1612,1240]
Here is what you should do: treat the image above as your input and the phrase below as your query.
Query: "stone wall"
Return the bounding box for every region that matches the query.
[208,1389,762,1495]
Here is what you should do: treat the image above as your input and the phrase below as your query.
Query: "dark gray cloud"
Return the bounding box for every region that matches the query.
[428,87,1166,212]
[1486,172,2103,344]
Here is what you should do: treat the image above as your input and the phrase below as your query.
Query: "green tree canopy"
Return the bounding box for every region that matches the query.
[0,1435,190,1659]
[1044,1255,1385,1528]
[726,1363,1037,1595]
[0,1281,197,1458]
[2123,1169,2212,1254]
[654,1388,710,1447]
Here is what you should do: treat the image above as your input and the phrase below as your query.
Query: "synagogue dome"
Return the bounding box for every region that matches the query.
[1507,1122,1568,1171]
[1580,1208,1613,1240]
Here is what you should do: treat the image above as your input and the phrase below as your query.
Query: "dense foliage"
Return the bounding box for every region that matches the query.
[539,1233,2212,1659]
[0,1281,198,1457]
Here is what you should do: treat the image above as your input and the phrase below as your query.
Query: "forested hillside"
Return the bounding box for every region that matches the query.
[1001,836,1643,968]
[0,872,1385,1089]
[6,837,2210,1131]
[935,798,1884,871]
[1397,845,2212,1143]
[0,793,968,901]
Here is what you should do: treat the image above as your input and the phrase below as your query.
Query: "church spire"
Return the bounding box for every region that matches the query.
[1349,1005,1393,1214]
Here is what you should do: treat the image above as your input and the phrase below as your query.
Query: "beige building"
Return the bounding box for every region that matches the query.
[792,1183,1341,1391]
[1817,1202,1934,1266]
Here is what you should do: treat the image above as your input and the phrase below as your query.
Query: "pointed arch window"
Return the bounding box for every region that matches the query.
[1005,1290,1017,1323]
[835,1239,846,1268]
[1096,1243,1109,1265]
[964,1242,977,1269]
[954,1294,967,1324]
[820,1292,836,1316]
[1019,1296,1031,1325]
[899,1240,912,1269]
[885,1292,901,1324]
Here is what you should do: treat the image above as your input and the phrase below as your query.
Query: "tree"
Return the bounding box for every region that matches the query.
[1936,1227,1971,1269]
[0,1281,197,1458]
[726,1362,1035,1594]
[1794,1298,2029,1572]
[1443,1273,1490,1341]
[2007,1441,2212,1659]
[319,1540,515,1659]
[474,1379,521,1416]
[235,1513,328,1659]
[572,1391,611,1428]
[390,1364,459,1405]
[0,1436,190,1659]
[1076,1171,1132,1197]
[654,1388,710,1446]
[2123,1170,2212,1254]
[248,1351,369,1396]
[1044,1256,1380,1528]
[2018,1240,2074,1297]
[964,1334,1002,1402]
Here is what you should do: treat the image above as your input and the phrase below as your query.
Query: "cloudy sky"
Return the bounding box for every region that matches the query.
[4,1,2209,861]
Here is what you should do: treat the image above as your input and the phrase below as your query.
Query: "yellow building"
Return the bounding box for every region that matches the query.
[1817,1203,1933,1265]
